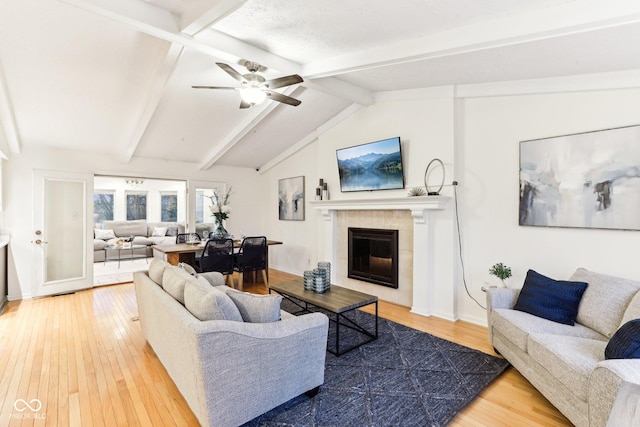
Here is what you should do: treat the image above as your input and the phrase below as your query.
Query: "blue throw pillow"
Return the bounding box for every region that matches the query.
[606,319,640,360]
[513,269,588,325]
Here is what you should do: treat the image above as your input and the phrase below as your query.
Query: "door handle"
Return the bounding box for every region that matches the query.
[32,239,48,245]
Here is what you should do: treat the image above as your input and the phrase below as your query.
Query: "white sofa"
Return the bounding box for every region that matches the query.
[487,268,640,427]
[94,220,184,262]
[133,263,329,427]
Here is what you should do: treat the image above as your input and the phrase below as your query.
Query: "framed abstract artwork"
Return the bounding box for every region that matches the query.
[278,176,305,221]
[126,192,147,221]
[519,124,640,230]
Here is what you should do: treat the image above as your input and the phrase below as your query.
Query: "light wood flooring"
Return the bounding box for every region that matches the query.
[0,269,572,427]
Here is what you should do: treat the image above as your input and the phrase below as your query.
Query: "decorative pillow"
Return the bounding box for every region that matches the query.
[148,258,172,284]
[152,227,168,237]
[178,262,198,277]
[161,266,194,305]
[620,291,640,328]
[95,229,116,240]
[513,269,588,325]
[605,319,640,359]
[184,280,243,322]
[225,289,282,323]
[199,272,225,287]
[166,226,179,237]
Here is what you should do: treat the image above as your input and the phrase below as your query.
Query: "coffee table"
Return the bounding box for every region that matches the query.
[104,244,148,268]
[269,279,378,355]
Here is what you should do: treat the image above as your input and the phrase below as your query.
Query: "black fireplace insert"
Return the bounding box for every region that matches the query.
[348,227,399,288]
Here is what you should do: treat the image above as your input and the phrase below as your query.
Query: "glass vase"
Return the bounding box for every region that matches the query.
[212,217,229,239]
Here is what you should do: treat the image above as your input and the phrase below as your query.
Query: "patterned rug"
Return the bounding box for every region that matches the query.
[243,300,510,426]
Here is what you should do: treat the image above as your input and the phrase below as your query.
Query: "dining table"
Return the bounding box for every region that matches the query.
[152,239,283,282]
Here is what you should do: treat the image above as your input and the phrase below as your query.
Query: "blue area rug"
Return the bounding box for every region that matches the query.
[244,300,510,426]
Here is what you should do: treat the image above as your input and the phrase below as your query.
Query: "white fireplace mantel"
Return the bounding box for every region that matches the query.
[309,196,450,223]
[310,195,454,319]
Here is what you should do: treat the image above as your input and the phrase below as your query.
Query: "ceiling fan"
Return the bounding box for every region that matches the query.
[192,61,303,109]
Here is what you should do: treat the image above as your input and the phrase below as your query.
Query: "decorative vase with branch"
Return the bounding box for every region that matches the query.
[489,262,512,287]
[209,187,232,239]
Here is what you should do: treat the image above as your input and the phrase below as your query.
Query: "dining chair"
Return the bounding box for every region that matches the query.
[199,238,235,287]
[176,233,203,269]
[233,236,268,291]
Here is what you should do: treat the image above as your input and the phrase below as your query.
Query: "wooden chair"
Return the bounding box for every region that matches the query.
[199,238,235,287]
[233,236,268,291]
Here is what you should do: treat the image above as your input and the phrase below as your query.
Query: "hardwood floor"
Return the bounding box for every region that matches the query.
[0,270,572,427]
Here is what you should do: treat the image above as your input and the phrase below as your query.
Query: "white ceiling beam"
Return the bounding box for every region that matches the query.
[58,0,300,74]
[180,0,248,37]
[120,43,184,164]
[0,62,20,156]
[303,0,640,79]
[199,87,298,170]
[58,0,372,105]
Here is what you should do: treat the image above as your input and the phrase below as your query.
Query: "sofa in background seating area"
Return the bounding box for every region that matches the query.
[93,220,185,262]
[487,268,640,427]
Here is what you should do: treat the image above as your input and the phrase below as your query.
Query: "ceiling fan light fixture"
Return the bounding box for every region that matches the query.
[239,86,267,105]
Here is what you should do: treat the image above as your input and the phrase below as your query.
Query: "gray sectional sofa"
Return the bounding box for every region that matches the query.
[133,261,329,427]
[93,220,185,262]
[487,268,640,427]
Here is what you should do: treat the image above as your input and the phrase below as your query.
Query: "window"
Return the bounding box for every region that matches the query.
[94,190,114,226]
[126,191,147,220]
[160,192,178,222]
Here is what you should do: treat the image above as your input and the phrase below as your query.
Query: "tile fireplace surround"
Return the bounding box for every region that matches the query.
[310,196,455,320]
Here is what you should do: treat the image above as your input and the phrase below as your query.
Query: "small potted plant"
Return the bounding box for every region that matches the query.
[489,262,512,287]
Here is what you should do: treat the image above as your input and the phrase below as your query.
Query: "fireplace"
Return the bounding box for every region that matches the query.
[348,227,399,288]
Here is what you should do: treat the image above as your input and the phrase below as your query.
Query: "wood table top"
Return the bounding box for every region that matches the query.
[153,239,283,254]
[269,279,378,313]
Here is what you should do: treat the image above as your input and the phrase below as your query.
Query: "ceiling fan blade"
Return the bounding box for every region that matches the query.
[216,62,246,82]
[239,99,252,109]
[191,85,236,90]
[265,75,303,90]
[265,91,302,106]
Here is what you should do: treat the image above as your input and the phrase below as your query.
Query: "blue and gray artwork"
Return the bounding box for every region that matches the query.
[337,137,404,192]
[279,176,304,221]
[519,125,640,230]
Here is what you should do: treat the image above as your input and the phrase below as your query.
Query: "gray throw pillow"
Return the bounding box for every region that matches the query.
[184,279,242,321]
[178,262,198,277]
[199,272,225,286]
[225,289,282,323]
[162,266,194,305]
[148,258,172,285]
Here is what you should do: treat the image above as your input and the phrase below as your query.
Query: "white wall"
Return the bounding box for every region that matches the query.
[264,97,457,317]
[4,146,264,300]
[263,139,322,274]
[264,84,640,325]
[458,88,640,324]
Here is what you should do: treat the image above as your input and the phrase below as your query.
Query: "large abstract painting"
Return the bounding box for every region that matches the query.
[519,124,640,230]
[279,176,305,221]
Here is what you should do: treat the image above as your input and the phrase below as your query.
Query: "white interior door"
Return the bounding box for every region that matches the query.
[32,170,94,297]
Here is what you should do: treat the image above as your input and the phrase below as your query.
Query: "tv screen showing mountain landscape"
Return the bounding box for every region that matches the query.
[337,137,404,192]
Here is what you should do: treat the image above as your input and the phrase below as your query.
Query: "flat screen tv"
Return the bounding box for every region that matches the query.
[336,136,405,192]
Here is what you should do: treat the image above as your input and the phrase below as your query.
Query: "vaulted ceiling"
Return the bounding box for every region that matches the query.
[1,0,640,171]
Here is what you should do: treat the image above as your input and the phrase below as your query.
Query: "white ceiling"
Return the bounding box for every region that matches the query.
[1,0,640,170]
